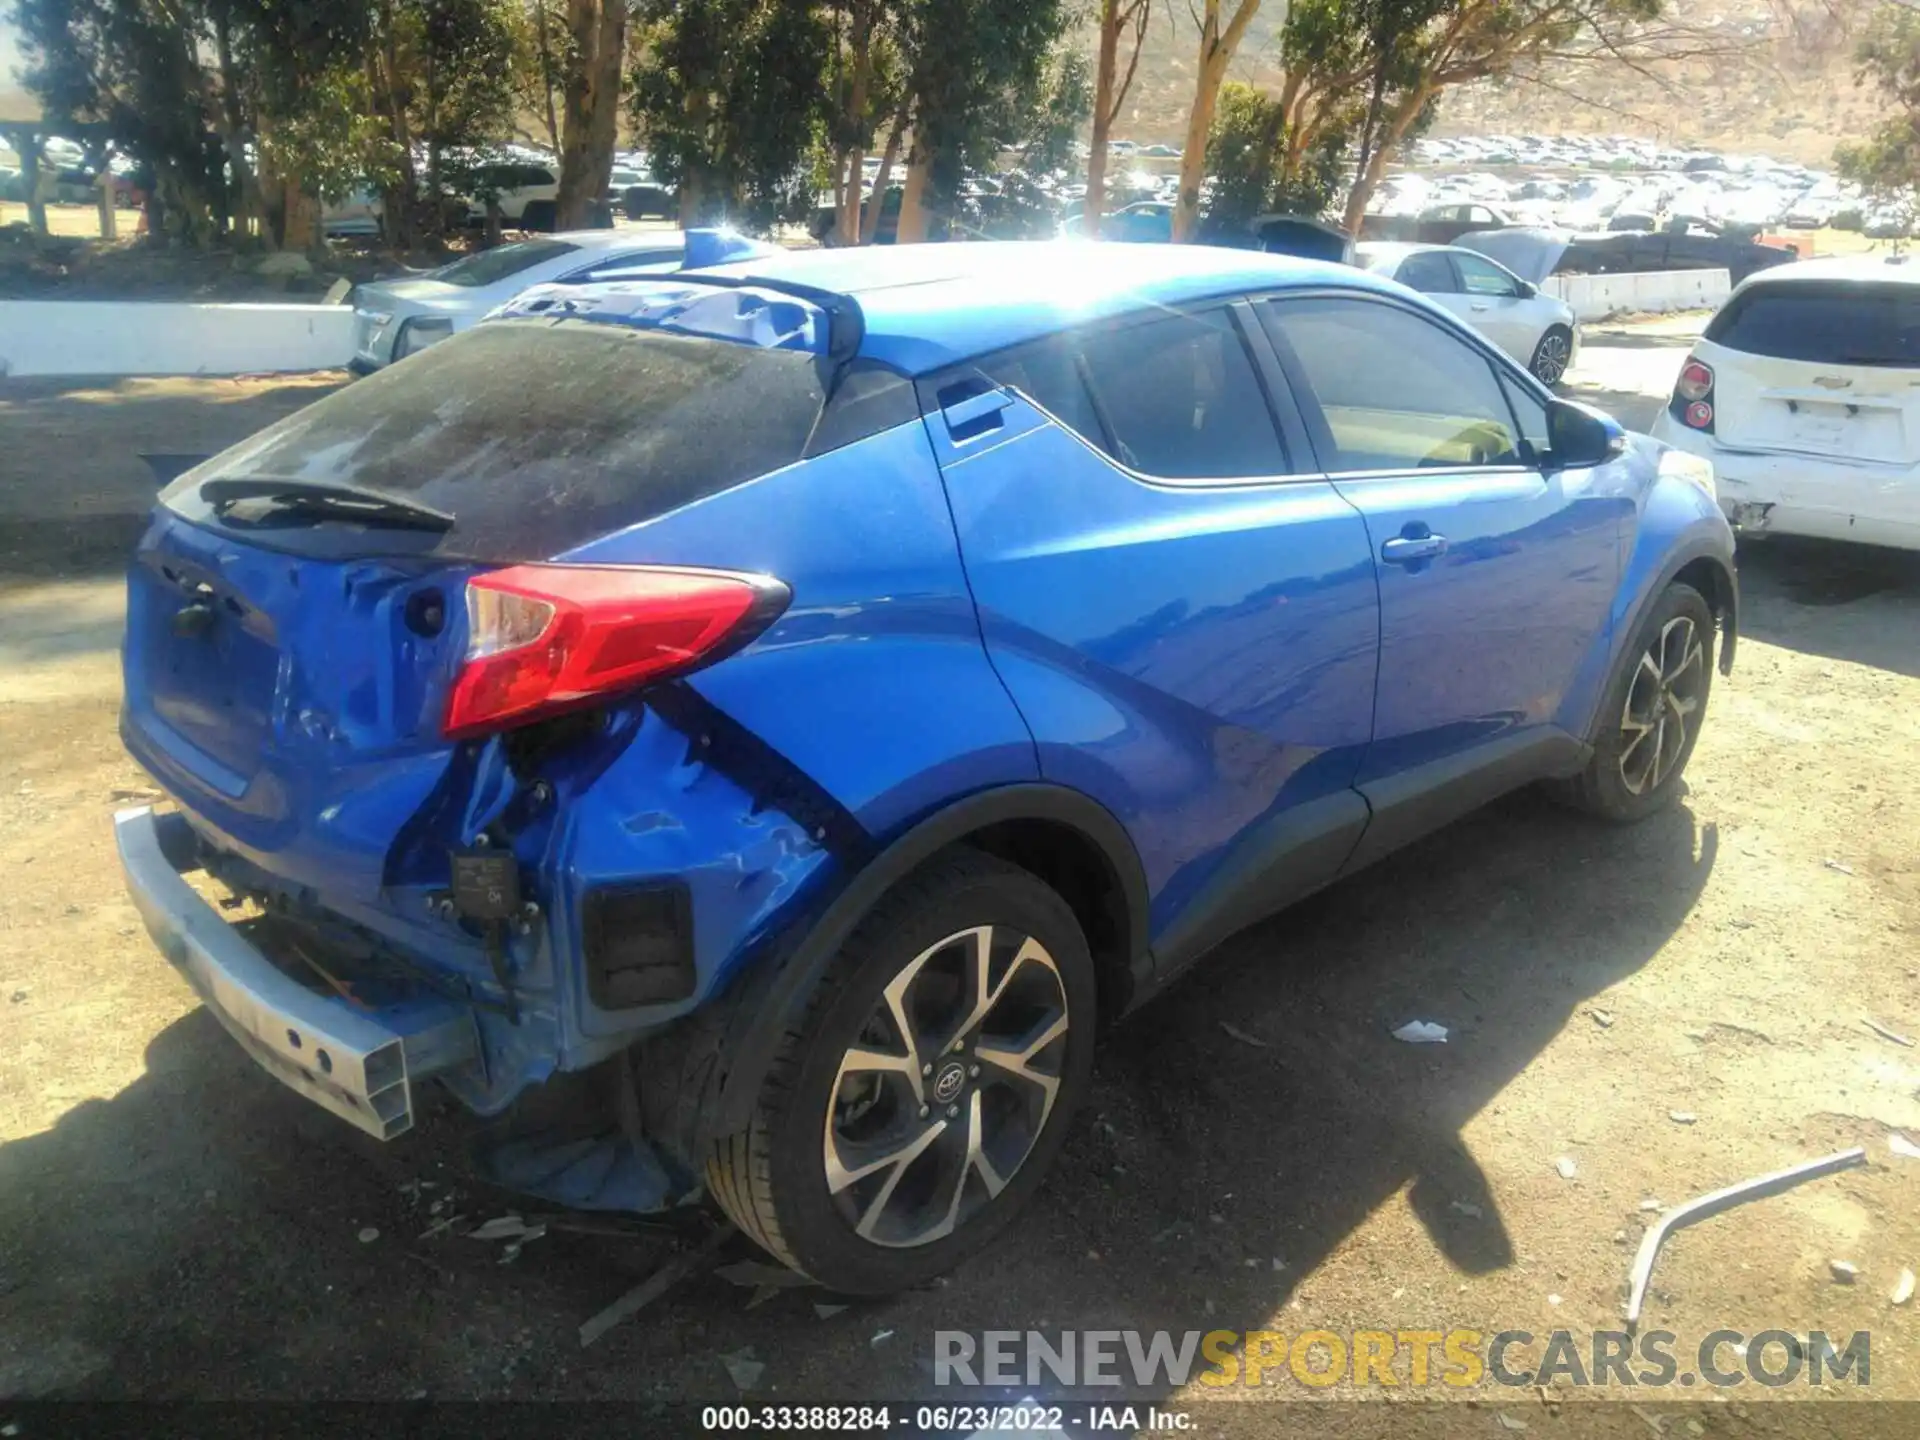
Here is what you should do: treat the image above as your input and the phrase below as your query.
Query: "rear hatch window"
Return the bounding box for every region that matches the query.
[1705,281,1920,367]
[161,302,907,562]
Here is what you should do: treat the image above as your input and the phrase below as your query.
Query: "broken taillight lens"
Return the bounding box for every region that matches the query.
[443,565,788,739]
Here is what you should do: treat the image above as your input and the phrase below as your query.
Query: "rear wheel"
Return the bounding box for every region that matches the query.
[707,850,1096,1293]
[1552,582,1714,822]
[1530,325,1574,386]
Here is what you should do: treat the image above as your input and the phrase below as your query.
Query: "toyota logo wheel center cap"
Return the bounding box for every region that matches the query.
[932,1060,967,1105]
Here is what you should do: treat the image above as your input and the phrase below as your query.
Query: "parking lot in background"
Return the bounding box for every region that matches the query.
[1,317,1917,1409]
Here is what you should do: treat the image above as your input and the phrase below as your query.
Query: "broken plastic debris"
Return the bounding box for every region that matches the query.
[1547,1294,1562,1307]
[357,1227,380,1244]
[468,1215,528,1241]
[1590,1009,1614,1029]
[1862,1017,1915,1048]
[1830,1259,1858,1285]
[1638,1199,1663,1212]
[1669,1111,1697,1125]
[1450,1200,1484,1220]
[721,1348,765,1392]
[1891,1133,1920,1161]
[1823,858,1855,875]
[870,1328,895,1347]
[1891,1269,1915,1306]
[1497,1413,1529,1431]
[1625,1148,1868,1326]
[715,1259,811,1289]
[1555,1156,1578,1180]
[579,1225,734,1348]
[813,1303,849,1320]
[1219,1021,1269,1049]
[1392,1021,1449,1044]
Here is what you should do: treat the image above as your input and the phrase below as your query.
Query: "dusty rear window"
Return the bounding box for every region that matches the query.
[162,320,833,561]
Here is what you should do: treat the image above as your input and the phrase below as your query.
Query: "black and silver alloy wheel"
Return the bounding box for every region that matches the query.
[1549,580,1715,822]
[1531,327,1573,386]
[824,925,1069,1248]
[1618,614,1706,796]
[707,849,1097,1293]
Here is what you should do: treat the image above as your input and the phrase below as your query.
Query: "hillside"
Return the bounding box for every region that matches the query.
[1102,0,1879,166]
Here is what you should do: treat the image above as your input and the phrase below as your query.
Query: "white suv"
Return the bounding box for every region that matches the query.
[1652,257,1920,552]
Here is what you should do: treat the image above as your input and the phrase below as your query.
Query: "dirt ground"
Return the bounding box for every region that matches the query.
[1,322,1917,1433]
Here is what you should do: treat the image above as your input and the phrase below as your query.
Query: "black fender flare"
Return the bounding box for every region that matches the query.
[1602,540,1739,746]
[691,783,1149,1146]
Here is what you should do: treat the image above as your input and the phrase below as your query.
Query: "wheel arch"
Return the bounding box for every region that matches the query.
[1592,542,1738,745]
[689,784,1150,1147]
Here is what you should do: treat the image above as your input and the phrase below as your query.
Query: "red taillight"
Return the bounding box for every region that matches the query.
[1676,360,1715,403]
[443,565,787,739]
[1684,400,1714,430]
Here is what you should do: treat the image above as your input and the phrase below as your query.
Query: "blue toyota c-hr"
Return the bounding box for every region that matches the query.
[116,239,1736,1293]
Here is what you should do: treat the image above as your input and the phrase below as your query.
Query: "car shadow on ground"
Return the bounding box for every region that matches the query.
[1735,537,1920,680]
[0,786,1713,1404]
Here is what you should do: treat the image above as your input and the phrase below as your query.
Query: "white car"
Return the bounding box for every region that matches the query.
[347,228,772,372]
[1355,242,1581,385]
[1651,256,1920,552]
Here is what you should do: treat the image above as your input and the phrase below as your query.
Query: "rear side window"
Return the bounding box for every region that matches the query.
[1261,296,1525,472]
[1705,282,1920,367]
[1398,252,1458,294]
[165,320,902,560]
[428,239,578,287]
[982,309,1288,480]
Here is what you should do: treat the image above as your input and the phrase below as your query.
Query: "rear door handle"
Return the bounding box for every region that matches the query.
[1381,534,1448,565]
[941,388,1013,441]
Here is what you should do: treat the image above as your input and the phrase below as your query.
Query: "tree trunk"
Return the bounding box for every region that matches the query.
[895,145,932,244]
[1341,81,1430,234]
[1171,0,1263,243]
[1086,0,1120,236]
[96,173,117,239]
[556,0,628,229]
[213,10,271,245]
[862,112,907,244]
[834,5,876,246]
[282,186,320,252]
[533,0,562,156]
[21,135,47,236]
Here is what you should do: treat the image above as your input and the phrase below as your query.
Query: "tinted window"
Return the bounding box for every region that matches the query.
[1262,297,1524,471]
[1704,282,1920,367]
[1398,252,1459,294]
[984,310,1287,479]
[164,321,843,561]
[561,249,684,282]
[428,239,578,288]
[1455,253,1521,297]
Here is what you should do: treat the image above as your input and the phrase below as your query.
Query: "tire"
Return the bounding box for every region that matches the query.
[1529,325,1574,387]
[1551,582,1714,822]
[519,199,556,233]
[706,849,1097,1294]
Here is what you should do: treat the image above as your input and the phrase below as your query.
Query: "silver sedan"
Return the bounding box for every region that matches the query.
[348,228,773,371]
[1355,241,1581,386]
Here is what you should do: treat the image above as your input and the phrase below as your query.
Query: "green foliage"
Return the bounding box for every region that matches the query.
[1201,80,1347,237]
[629,0,832,230]
[1836,7,1920,209]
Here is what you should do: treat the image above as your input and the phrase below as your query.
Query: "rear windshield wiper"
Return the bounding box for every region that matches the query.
[199,477,456,531]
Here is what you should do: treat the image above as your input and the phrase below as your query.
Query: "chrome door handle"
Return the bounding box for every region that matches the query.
[1381,534,1449,565]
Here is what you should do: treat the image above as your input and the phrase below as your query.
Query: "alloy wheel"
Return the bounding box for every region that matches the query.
[822,925,1070,1249]
[1533,332,1572,385]
[1619,614,1706,795]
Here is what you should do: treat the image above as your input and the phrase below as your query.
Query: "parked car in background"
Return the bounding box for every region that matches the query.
[1652,256,1920,551]
[1356,241,1580,384]
[1459,222,1797,289]
[613,165,677,221]
[322,186,384,239]
[117,240,1733,1294]
[346,228,773,371]
[1414,202,1518,245]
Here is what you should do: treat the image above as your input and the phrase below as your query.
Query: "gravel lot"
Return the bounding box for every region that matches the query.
[1,320,1917,1429]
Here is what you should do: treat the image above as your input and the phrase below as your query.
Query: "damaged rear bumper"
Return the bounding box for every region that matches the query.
[115,805,480,1140]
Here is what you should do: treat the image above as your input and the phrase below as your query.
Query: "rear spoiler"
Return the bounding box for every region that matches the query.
[645,272,867,366]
